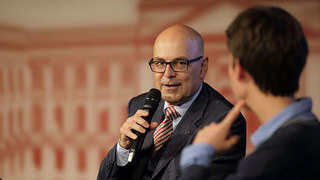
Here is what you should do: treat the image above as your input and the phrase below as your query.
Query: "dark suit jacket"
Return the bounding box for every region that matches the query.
[179,118,320,180]
[97,83,246,180]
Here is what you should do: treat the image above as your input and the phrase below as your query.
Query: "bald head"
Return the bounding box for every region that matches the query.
[151,24,208,105]
[153,24,204,59]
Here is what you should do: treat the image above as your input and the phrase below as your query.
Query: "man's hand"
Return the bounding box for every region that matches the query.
[119,110,159,149]
[193,101,245,154]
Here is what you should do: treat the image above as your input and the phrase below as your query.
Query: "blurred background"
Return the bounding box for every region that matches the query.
[0,0,319,179]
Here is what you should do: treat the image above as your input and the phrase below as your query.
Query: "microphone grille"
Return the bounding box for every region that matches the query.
[143,88,161,110]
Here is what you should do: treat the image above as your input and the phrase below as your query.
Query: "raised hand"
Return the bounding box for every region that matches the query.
[119,109,158,149]
[193,101,245,153]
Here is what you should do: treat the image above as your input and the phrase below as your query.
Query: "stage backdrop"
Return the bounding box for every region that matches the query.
[0,0,319,179]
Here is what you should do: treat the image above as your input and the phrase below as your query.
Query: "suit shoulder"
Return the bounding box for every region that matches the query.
[255,121,320,159]
[129,92,149,106]
[273,120,320,142]
[204,83,234,109]
[127,92,149,116]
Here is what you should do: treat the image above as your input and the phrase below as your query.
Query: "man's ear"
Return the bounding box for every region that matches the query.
[228,54,235,68]
[200,56,208,79]
[234,59,251,83]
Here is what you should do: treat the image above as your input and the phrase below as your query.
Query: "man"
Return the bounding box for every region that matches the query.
[179,5,320,180]
[97,25,246,180]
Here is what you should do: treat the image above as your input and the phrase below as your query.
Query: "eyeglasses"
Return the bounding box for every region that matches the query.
[149,56,203,73]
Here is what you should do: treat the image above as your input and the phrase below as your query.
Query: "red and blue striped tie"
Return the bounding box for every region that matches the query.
[153,106,180,153]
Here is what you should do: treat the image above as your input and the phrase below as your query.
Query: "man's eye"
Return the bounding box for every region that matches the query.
[155,61,165,65]
[174,61,187,65]
[153,61,166,66]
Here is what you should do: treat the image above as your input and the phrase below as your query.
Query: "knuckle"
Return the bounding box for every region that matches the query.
[136,109,143,115]
[127,117,134,123]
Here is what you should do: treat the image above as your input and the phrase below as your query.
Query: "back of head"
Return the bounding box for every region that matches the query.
[226,5,308,96]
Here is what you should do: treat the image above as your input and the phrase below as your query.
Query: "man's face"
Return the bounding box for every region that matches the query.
[153,35,207,106]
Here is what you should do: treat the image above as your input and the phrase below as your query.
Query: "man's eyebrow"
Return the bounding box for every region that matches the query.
[153,56,188,61]
[154,57,165,61]
[174,56,188,60]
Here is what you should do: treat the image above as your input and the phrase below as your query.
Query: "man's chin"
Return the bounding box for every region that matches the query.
[162,95,181,106]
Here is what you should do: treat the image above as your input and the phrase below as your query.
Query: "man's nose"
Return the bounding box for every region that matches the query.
[163,64,176,77]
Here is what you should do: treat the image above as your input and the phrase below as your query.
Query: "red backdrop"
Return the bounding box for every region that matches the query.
[0,0,319,179]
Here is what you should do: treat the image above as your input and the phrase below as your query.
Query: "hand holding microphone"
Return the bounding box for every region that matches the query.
[119,110,151,148]
[119,89,161,162]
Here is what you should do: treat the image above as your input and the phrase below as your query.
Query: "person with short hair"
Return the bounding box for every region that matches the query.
[97,24,246,180]
[179,5,320,180]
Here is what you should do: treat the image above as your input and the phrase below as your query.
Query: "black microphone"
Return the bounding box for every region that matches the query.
[128,88,161,162]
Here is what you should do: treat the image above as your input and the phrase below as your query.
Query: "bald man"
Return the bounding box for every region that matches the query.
[97,25,246,180]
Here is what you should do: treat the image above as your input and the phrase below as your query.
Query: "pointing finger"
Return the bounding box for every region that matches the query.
[221,100,245,129]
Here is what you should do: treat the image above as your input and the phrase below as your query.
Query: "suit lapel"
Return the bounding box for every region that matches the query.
[152,84,209,179]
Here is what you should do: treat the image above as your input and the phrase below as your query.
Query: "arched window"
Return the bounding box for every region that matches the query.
[33,147,42,169]
[53,65,65,90]
[18,68,24,92]
[18,108,23,133]
[97,65,110,87]
[0,111,3,138]
[29,61,44,90]
[55,105,64,131]
[77,106,85,132]
[75,65,87,89]
[99,109,109,132]
[77,148,86,172]
[32,104,43,132]
[55,147,64,171]
[0,68,5,94]
[9,110,14,135]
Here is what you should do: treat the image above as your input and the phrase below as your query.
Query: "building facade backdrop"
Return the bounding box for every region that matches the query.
[0,0,319,179]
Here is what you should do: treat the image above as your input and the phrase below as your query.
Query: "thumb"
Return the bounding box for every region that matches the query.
[150,122,159,130]
[224,135,240,149]
[221,100,245,129]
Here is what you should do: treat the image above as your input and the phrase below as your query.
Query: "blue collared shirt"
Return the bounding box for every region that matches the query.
[251,98,315,147]
[117,84,203,166]
[180,98,315,170]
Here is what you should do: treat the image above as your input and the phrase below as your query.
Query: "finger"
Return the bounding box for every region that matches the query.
[150,122,159,130]
[135,116,150,128]
[120,126,138,140]
[135,109,149,117]
[221,100,245,128]
[134,110,150,128]
[131,123,147,134]
[224,135,239,149]
[126,131,138,140]
[207,121,218,128]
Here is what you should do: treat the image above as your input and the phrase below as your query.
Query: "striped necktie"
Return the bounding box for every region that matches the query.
[153,106,180,153]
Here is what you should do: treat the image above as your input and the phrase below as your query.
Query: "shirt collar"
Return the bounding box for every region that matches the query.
[251,97,314,147]
[164,83,203,118]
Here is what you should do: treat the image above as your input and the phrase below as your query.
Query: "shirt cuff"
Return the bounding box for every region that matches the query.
[180,143,215,170]
[116,140,130,166]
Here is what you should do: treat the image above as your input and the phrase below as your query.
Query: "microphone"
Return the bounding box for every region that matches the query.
[128,88,161,162]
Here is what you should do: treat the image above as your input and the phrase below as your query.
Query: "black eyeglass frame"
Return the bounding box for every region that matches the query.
[149,56,203,73]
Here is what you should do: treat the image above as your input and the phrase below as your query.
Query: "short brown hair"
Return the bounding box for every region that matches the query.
[226,5,308,96]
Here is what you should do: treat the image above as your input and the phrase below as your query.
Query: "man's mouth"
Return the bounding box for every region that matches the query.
[162,83,181,89]
[164,84,179,86]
